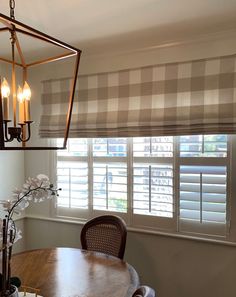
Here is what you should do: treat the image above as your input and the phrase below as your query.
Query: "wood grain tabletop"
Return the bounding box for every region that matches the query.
[11,247,139,297]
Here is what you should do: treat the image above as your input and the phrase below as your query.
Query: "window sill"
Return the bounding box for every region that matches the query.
[24,214,236,247]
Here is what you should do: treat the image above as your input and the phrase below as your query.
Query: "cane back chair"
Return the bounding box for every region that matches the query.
[80,215,127,259]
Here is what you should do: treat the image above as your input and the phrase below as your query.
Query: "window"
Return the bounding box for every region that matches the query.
[55,135,232,241]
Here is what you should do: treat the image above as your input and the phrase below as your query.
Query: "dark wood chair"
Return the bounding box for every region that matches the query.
[80,215,127,259]
[132,286,156,297]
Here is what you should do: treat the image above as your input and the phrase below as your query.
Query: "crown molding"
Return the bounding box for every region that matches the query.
[83,27,236,59]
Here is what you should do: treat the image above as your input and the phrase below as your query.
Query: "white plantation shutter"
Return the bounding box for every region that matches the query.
[57,161,89,209]
[57,160,89,219]
[133,137,173,157]
[133,164,173,217]
[179,135,227,157]
[93,163,127,212]
[180,165,226,221]
[93,138,127,157]
[179,135,228,237]
[92,138,128,214]
[132,137,175,230]
[56,139,89,219]
[55,135,230,239]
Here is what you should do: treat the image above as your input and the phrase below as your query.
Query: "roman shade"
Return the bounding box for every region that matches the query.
[39,54,236,138]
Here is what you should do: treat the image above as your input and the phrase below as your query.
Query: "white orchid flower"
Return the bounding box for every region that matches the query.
[0,200,13,211]
[0,174,59,245]
[0,175,60,296]
[13,229,22,243]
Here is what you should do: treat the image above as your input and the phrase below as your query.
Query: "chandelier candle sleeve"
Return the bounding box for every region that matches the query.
[24,100,30,122]
[23,82,31,121]
[3,98,9,121]
[16,83,31,123]
[1,78,10,120]
[17,86,23,123]
[18,100,24,124]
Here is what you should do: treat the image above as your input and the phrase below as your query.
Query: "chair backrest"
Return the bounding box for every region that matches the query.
[132,286,156,297]
[80,215,127,259]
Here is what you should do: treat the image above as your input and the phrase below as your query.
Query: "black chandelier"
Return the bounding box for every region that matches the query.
[0,0,81,150]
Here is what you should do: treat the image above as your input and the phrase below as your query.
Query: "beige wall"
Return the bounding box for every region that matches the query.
[24,217,236,297]
[21,30,236,297]
[0,151,26,252]
[0,151,25,200]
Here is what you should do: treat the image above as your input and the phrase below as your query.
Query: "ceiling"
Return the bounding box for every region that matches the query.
[1,0,236,56]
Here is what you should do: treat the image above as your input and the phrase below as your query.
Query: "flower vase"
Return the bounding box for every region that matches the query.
[9,285,18,297]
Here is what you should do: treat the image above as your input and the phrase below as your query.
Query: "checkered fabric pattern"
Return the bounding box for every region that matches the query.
[39,54,236,138]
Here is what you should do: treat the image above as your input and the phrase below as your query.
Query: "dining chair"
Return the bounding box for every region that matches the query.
[132,285,156,297]
[80,215,127,259]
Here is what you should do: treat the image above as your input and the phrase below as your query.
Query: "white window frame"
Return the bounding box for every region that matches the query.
[51,135,234,242]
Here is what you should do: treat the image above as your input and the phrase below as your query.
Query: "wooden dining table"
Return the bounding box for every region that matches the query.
[11,247,139,297]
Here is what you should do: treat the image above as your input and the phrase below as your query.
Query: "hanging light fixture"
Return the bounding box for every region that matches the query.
[0,0,81,150]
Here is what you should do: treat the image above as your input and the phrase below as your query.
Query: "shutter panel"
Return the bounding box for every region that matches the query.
[56,139,89,219]
[179,165,227,236]
[57,161,89,209]
[133,137,174,218]
[179,135,227,157]
[133,164,173,217]
[179,135,228,237]
[132,137,175,231]
[93,163,127,213]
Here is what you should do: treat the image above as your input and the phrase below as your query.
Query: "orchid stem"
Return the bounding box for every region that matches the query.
[2,219,7,296]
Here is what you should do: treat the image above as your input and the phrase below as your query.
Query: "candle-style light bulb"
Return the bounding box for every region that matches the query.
[23,81,31,101]
[17,86,24,103]
[17,86,25,123]
[1,78,10,98]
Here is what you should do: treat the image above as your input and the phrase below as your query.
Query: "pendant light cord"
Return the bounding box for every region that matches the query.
[9,0,15,19]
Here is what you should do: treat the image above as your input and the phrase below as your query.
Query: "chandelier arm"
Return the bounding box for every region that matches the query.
[17,121,33,143]
[3,121,14,142]
[22,122,31,142]
[16,124,24,142]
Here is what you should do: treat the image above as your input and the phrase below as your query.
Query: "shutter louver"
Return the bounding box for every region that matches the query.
[179,165,227,236]
[93,163,127,212]
[133,137,174,218]
[57,139,89,210]
[57,161,89,209]
[133,164,173,217]
[179,135,228,237]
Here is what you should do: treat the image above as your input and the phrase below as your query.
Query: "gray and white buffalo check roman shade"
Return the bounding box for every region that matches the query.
[39,54,236,138]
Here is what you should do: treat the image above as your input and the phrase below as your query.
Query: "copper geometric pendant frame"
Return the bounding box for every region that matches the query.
[0,13,81,150]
